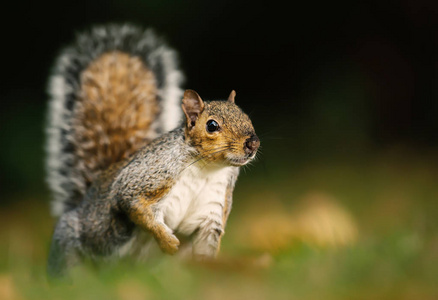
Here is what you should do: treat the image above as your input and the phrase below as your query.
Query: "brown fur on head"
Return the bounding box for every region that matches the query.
[182,90,259,167]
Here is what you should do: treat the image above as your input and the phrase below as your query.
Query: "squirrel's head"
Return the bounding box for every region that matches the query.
[182,89,259,167]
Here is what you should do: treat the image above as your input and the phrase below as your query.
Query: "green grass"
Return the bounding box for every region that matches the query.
[1,150,437,300]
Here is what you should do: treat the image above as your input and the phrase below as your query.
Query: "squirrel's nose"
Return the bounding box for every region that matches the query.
[244,134,260,155]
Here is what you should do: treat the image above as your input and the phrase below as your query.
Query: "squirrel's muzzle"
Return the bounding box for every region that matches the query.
[244,134,260,156]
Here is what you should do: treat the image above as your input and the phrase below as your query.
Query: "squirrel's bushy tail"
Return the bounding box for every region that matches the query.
[46,24,184,217]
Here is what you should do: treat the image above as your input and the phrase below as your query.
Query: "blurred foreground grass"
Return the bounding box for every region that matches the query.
[0,149,437,300]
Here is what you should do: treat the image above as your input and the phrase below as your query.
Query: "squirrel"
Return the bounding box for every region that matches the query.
[45,24,260,277]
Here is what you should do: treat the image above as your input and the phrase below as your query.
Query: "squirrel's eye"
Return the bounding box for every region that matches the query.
[206,120,220,133]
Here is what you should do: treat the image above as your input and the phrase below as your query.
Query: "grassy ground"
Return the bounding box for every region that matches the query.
[0,149,437,300]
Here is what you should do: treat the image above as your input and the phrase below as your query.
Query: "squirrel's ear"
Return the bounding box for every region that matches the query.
[228,90,236,104]
[182,89,205,128]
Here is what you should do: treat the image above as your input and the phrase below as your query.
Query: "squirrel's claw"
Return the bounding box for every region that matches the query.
[158,233,180,255]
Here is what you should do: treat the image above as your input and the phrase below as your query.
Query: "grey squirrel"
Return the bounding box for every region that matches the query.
[46,24,259,277]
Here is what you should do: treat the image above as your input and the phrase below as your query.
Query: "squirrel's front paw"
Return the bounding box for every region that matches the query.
[158,233,180,255]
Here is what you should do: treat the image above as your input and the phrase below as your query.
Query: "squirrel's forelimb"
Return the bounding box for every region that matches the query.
[123,195,180,255]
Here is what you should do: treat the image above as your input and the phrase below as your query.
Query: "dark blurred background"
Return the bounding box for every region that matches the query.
[1,0,437,198]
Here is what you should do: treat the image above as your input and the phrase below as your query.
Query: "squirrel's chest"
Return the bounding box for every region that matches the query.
[159,164,234,235]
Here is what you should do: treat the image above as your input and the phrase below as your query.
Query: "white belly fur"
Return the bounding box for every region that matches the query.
[159,163,235,235]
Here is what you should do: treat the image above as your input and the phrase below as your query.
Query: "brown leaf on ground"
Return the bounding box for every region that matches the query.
[235,192,358,253]
[0,274,21,300]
